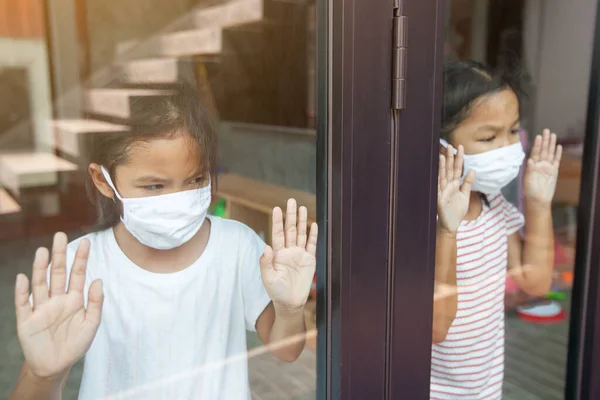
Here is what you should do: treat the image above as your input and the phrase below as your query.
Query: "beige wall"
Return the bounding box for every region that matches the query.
[85,0,198,73]
[524,0,598,138]
[0,38,53,152]
[0,68,33,150]
[47,0,82,119]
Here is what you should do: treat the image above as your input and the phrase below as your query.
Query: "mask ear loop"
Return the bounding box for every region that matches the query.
[100,166,124,201]
[99,166,126,221]
[439,138,458,155]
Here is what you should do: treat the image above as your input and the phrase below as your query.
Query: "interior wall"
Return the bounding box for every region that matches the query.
[0,68,33,150]
[46,0,82,119]
[0,38,53,152]
[218,122,316,194]
[469,0,489,62]
[0,0,45,38]
[524,0,598,138]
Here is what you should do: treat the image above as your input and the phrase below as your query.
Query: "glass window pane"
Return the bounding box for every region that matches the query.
[434,1,594,398]
[0,1,320,399]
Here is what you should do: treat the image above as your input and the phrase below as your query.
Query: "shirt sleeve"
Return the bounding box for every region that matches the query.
[503,195,526,236]
[240,229,272,332]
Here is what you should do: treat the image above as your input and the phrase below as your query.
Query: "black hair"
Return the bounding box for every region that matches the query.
[86,82,218,229]
[441,59,524,140]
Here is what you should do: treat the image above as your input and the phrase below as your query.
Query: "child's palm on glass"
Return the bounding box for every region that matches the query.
[525,129,563,204]
[438,145,476,232]
[260,199,318,311]
[14,234,103,379]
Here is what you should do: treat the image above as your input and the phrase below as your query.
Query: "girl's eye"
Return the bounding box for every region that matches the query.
[479,136,495,142]
[144,184,163,191]
[190,177,206,185]
[510,128,520,135]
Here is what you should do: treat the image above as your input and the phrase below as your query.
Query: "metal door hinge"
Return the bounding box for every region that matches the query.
[392,12,407,110]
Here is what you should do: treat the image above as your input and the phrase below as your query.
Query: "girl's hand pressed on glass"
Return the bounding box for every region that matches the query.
[260,199,318,312]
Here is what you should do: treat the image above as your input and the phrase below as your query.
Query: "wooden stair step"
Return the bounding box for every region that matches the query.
[0,153,78,196]
[84,88,175,120]
[115,57,220,85]
[116,28,222,61]
[193,0,264,29]
[117,58,180,84]
[115,0,265,60]
[53,119,130,158]
[0,188,21,215]
[157,27,222,58]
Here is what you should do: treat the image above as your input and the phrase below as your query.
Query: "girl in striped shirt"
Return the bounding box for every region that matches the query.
[431,60,562,399]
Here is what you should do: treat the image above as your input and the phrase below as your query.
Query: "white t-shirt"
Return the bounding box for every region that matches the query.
[46,216,271,400]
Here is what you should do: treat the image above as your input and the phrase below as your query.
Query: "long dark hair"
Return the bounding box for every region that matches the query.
[441,59,524,140]
[86,83,218,229]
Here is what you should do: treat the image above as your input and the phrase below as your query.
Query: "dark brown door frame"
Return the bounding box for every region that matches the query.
[322,0,394,398]
[387,0,444,398]
[566,5,600,400]
[320,0,600,398]
[314,0,328,397]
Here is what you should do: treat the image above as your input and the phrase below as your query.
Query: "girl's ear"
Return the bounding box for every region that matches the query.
[88,163,115,199]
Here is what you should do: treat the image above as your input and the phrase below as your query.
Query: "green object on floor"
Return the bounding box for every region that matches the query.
[209,198,228,218]
[546,291,567,301]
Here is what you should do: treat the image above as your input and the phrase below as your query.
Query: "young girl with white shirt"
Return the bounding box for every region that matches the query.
[432,60,562,399]
[10,84,318,400]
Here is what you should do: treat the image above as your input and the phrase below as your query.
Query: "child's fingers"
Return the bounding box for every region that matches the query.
[285,199,297,247]
[554,144,563,168]
[297,207,308,248]
[271,207,285,251]
[67,239,90,295]
[439,155,447,192]
[454,145,464,180]
[530,134,542,162]
[306,223,318,257]
[260,245,274,270]
[14,274,32,324]
[50,232,68,297]
[31,247,50,307]
[446,145,455,182]
[540,129,550,161]
[548,132,557,163]
[460,170,476,196]
[259,246,275,285]
[85,279,104,327]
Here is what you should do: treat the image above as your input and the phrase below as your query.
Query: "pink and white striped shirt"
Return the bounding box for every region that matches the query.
[430,193,524,399]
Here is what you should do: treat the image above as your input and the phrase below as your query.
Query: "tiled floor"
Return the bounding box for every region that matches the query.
[0,233,568,399]
[504,305,570,400]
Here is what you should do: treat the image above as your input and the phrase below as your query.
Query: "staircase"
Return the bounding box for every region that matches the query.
[0,0,309,239]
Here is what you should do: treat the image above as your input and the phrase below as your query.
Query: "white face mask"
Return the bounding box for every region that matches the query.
[440,139,525,195]
[100,166,212,250]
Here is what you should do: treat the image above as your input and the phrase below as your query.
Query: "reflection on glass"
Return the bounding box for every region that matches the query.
[1,0,318,399]
[433,1,592,399]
